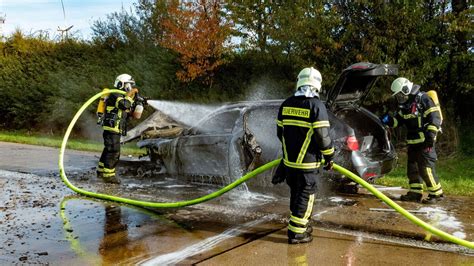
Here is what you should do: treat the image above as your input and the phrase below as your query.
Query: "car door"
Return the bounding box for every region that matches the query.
[175,108,241,177]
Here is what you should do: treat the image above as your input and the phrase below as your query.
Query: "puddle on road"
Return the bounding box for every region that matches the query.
[1,168,473,264]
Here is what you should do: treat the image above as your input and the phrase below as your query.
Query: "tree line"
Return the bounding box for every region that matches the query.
[0,0,471,153]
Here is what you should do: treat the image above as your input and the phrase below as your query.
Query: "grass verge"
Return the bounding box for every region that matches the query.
[376,153,474,197]
[0,131,143,156]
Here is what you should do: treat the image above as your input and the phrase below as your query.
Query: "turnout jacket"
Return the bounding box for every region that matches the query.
[102,92,134,135]
[386,91,442,145]
[277,95,335,170]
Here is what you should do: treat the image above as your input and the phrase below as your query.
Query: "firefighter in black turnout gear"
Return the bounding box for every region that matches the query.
[96,74,144,184]
[276,67,335,244]
[381,77,443,204]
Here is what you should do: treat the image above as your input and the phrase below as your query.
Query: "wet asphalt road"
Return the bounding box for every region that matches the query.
[0,141,473,265]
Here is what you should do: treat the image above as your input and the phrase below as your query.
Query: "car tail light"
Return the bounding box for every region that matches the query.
[346,136,359,151]
[363,172,377,179]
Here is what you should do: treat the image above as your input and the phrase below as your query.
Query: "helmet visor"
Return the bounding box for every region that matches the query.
[124,82,134,92]
[400,85,411,95]
[395,93,409,103]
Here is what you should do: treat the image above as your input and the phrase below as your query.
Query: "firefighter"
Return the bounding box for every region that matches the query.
[276,67,335,244]
[97,74,144,184]
[381,77,443,204]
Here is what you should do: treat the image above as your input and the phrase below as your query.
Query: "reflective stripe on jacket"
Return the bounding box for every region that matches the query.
[387,92,442,145]
[102,92,134,134]
[276,96,334,170]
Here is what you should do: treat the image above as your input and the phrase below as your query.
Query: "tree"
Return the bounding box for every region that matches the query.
[159,0,232,84]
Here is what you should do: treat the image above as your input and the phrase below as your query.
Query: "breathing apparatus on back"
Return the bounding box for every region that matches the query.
[391,77,444,127]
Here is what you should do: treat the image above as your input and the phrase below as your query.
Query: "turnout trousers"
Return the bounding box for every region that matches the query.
[407,144,443,197]
[285,167,318,236]
[98,130,121,178]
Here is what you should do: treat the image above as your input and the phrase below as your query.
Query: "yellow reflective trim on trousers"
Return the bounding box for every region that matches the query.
[427,125,438,132]
[409,189,423,194]
[303,194,315,220]
[429,189,443,196]
[313,120,330,128]
[102,167,115,173]
[407,132,425,144]
[290,215,309,226]
[288,224,307,234]
[283,159,320,169]
[410,183,423,189]
[427,183,442,191]
[424,107,440,117]
[296,128,313,164]
[102,172,116,178]
[321,147,334,155]
[98,162,104,167]
[282,137,289,160]
[282,107,310,118]
[282,119,312,128]
[276,119,283,127]
[426,168,437,188]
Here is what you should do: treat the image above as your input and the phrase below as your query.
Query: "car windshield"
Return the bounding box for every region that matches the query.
[193,109,241,134]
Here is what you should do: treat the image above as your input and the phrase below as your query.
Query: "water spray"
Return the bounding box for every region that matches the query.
[59,89,474,249]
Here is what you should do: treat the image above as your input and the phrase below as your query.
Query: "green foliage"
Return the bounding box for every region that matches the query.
[0,0,471,156]
[377,153,474,197]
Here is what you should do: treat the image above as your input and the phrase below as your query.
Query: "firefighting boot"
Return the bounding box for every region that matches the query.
[288,232,313,244]
[97,171,121,184]
[422,194,444,204]
[288,230,313,244]
[400,192,423,202]
[102,175,121,184]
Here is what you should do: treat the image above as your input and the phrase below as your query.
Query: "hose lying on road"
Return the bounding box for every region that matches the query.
[59,89,473,249]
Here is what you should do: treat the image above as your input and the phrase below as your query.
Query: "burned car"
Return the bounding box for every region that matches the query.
[125,62,398,192]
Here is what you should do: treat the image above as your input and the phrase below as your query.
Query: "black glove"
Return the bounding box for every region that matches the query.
[323,153,334,171]
[323,160,333,171]
[424,137,435,152]
[271,161,286,185]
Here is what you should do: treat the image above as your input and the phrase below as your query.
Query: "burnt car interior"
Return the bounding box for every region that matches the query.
[131,62,398,189]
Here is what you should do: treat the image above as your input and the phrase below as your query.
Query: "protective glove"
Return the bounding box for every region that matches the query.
[424,138,435,152]
[323,153,334,171]
[380,114,390,125]
[271,161,286,185]
[127,88,139,98]
[323,160,334,171]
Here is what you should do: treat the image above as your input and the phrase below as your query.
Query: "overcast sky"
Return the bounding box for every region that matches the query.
[1,0,136,39]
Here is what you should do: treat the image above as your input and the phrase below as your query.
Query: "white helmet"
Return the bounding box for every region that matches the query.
[114,74,135,92]
[296,67,322,92]
[391,77,413,96]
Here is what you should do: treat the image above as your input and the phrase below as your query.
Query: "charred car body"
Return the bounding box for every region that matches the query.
[126,62,399,191]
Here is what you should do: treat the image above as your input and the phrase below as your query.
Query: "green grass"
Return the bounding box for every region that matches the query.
[0,131,143,156]
[376,153,474,197]
[1,130,473,196]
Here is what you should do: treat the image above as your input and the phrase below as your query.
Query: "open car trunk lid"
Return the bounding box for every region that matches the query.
[326,62,398,107]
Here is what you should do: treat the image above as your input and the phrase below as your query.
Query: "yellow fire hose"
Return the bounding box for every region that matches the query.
[58,89,473,249]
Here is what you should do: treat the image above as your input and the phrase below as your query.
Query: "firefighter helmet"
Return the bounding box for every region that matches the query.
[296,67,322,92]
[391,77,413,96]
[391,77,413,103]
[114,74,135,92]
